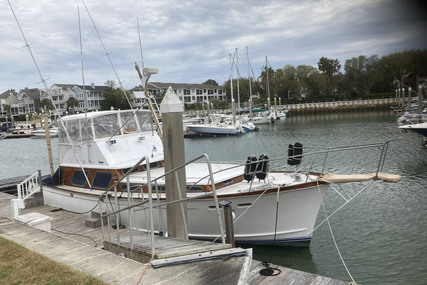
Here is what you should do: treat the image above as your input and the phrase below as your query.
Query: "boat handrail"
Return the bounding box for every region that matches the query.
[16,170,42,201]
[98,153,226,257]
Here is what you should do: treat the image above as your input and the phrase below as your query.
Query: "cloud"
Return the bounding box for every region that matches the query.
[1,0,426,92]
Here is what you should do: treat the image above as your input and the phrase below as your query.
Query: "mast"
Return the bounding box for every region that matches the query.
[229,53,235,125]
[78,7,87,112]
[246,46,252,119]
[266,56,271,111]
[236,48,240,114]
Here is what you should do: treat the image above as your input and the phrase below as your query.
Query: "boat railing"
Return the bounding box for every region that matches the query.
[16,170,42,201]
[98,153,226,258]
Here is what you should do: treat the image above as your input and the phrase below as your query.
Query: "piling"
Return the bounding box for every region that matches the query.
[160,86,188,239]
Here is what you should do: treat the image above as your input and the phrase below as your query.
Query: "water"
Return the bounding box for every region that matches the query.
[1,111,426,284]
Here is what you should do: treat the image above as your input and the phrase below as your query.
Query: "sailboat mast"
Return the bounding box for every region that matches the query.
[78,7,87,111]
[266,56,271,111]
[246,46,252,119]
[236,48,240,114]
[229,53,236,125]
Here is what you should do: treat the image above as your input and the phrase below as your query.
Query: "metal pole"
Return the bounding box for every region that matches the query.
[223,204,235,247]
[145,157,155,257]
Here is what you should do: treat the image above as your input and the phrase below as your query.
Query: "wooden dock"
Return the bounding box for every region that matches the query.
[0,191,350,284]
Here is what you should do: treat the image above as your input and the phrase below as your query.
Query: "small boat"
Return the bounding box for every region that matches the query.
[2,128,34,139]
[31,127,59,138]
[276,110,288,119]
[399,122,427,137]
[186,114,241,136]
[241,122,258,133]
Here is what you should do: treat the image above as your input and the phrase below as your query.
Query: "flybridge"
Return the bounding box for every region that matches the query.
[58,110,155,143]
[58,109,164,169]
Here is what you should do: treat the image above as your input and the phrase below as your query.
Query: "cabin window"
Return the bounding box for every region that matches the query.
[152,185,166,192]
[149,162,159,169]
[92,172,113,189]
[121,184,141,191]
[186,186,203,191]
[80,119,92,141]
[122,167,139,175]
[120,112,139,134]
[135,112,153,132]
[67,120,81,142]
[222,179,233,186]
[71,170,88,186]
[93,114,119,139]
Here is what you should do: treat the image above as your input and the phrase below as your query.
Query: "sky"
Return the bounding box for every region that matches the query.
[1,0,426,92]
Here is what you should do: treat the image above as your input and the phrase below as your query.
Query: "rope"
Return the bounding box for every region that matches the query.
[259,261,281,276]
[316,181,356,283]
[52,228,98,247]
[212,186,270,243]
[311,180,375,235]
[136,254,155,285]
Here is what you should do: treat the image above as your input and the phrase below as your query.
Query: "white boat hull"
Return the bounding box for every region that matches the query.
[187,124,239,135]
[43,182,329,245]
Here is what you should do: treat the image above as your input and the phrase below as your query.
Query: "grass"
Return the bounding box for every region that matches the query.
[0,237,108,285]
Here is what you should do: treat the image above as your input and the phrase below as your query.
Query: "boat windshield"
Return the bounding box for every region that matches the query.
[93,114,120,138]
[59,110,153,144]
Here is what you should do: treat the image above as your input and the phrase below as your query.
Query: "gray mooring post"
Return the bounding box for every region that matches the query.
[160,87,188,239]
[417,84,423,114]
[219,200,235,247]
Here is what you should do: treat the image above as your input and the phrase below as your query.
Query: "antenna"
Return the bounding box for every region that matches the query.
[7,0,92,187]
[78,6,88,112]
[137,17,144,69]
[82,0,133,109]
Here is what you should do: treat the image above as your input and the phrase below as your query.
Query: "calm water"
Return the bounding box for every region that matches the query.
[1,111,426,284]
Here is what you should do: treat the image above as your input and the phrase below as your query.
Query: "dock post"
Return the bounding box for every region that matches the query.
[160,87,188,239]
[220,200,235,247]
[38,170,43,193]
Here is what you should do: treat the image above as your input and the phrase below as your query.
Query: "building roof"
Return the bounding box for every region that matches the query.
[0,90,18,99]
[52,84,76,90]
[74,84,108,91]
[130,82,222,91]
[19,88,44,100]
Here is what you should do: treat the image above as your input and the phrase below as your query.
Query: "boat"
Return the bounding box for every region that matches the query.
[399,122,427,137]
[31,127,59,138]
[41,108,330,245]
[276,110,288,119]
[186,114,242,136]
[241,122,258,133]
[36,98,400,247]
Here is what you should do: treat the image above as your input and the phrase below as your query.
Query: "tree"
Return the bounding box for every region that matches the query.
[40,98,54,112]
[3,104,10,116]
[344,55,380,98]
[66,96,79,112]
[203,79,218,86]
[318,57,341,96]
[100,85,130,110]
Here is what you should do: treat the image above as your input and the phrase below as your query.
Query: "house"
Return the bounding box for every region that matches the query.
[48,84,76,115]
[72,83,108,111]
[130,82,225,107]
[0,90,18,117]
[8,88,44,118]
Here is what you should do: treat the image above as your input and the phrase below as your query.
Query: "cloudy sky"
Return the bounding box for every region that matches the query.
[1,0,426,92]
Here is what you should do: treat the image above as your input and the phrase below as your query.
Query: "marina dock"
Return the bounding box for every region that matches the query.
[0,190,350,284]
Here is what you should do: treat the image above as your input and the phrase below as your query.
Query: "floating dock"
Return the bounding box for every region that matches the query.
[0,187,350,284]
